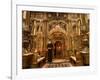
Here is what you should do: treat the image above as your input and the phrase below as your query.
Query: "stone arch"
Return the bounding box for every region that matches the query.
[48,25,67,38]
[48,20,67,31]
[48,25,68,58]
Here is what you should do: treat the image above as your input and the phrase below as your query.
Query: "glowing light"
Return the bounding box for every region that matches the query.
[34,49,37,53]
[56,25,60,28]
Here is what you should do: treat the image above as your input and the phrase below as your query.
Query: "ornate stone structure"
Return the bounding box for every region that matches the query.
[22,11,89,68]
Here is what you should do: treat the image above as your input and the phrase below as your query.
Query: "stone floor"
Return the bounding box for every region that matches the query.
[43,59,72,68]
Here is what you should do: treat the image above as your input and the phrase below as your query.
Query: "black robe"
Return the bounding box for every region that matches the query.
[47,43,53,63]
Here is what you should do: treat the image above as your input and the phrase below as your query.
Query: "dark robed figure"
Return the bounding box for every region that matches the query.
[47,41,53,63]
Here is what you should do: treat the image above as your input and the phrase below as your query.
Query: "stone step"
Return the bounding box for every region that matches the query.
[43,62,72,68]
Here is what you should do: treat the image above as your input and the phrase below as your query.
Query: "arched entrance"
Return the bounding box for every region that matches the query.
[54,41,63,58]
[48,25,67,59]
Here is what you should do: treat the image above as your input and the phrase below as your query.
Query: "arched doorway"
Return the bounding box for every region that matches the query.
[54,41,63,59]
[48,24,67,59]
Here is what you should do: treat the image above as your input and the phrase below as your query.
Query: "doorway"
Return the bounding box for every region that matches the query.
[54,41,63,59]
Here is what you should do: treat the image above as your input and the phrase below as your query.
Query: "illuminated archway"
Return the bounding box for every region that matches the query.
[48,25,67,59]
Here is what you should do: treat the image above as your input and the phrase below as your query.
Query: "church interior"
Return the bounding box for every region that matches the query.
[22,11,89,69]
